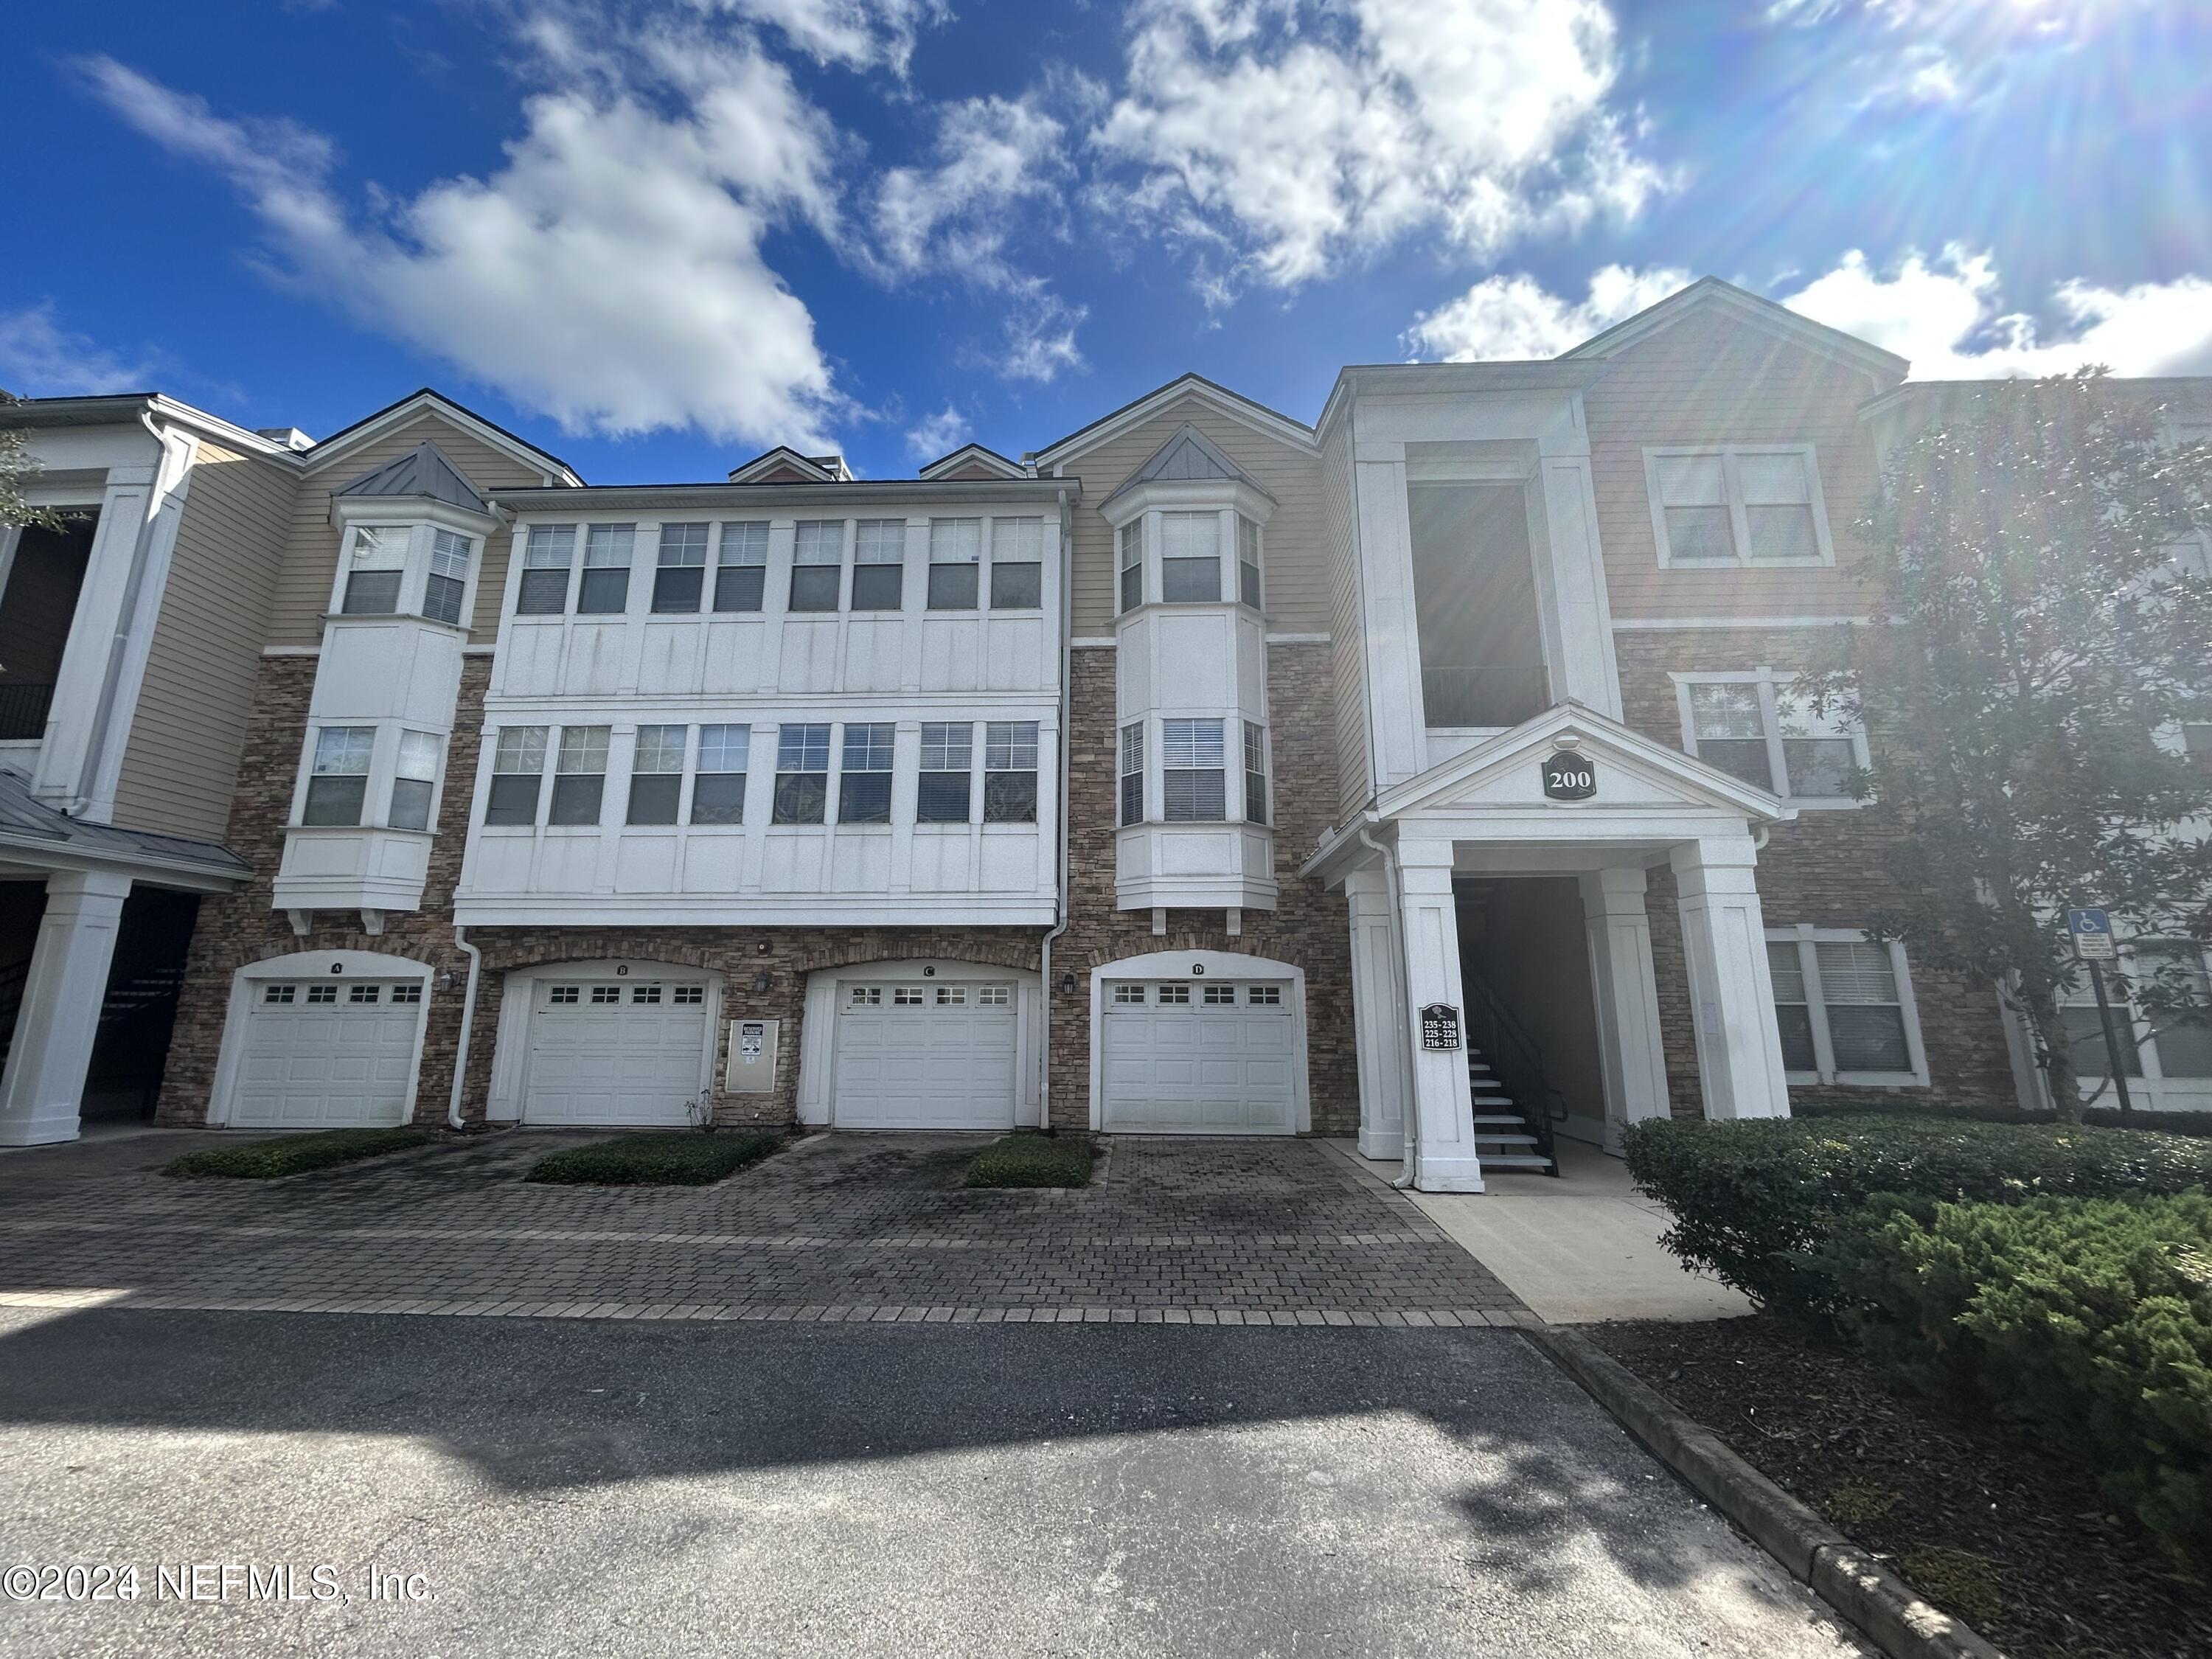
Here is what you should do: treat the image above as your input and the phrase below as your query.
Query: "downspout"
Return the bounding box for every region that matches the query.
[72,408,186,812]
[1358,824,1424,1190]
[1037,484,1074,1133]
[445,925,483,1131]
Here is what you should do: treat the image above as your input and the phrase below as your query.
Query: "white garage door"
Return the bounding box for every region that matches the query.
[232,978,424,1128]
[834,980,1018,1130]
[524,978,712,1127]
[1102,980,1294,1134]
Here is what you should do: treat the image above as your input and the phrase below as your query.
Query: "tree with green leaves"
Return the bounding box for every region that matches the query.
[1804,372,2212,1122]
[0,389,63,532]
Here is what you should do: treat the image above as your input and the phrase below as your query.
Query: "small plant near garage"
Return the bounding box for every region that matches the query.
[525,1130,786,1187]
[963,1132,1094,1189]
[163,1125,434,1180]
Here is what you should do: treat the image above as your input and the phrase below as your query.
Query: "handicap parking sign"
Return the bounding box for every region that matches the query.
[2067,908,2116,961]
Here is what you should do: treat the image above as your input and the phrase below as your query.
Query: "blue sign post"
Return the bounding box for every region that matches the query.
[2066,906,2133,1123]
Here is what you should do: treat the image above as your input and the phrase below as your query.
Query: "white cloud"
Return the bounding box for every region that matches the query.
[0,303,161,397]
[80,44,846,447]
[871,94,1068,285]
[1782,247,2212,378]
[905,402,968,460]
[709,0,949,74]
[1092,0,1663,293]
[995,285,1087,383]
[1405,265,1691,361]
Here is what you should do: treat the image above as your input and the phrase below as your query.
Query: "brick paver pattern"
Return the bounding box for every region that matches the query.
[0,1132,1531,1326]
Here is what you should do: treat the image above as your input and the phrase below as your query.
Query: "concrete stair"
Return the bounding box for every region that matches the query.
[1467,1050,1555,1173]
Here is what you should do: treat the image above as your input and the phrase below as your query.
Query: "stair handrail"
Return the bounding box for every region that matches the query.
[1458,963,1566,1176]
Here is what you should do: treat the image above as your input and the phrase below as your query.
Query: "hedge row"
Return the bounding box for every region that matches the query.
[1794,1095,2212,1140]
[1621,1113,2212,1316]
[1823,1193,2212,1573]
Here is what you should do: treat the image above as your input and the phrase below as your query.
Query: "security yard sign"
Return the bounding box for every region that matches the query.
[2067,908,2116,961]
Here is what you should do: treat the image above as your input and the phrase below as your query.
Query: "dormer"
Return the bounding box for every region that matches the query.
[918,443,1029,482]
[726,446,854,484]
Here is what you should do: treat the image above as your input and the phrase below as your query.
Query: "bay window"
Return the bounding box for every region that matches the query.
[1243,720,1267,825]
[1119,723,1144,826]
[389,731,442,830]
[1162,718,1226,821]
[1160,512,1222,602]
[302,726,375,825]
[341,526,407,614]
[1119,521,1141,613]
[1237,515,1262,610]
[425,530,471,625]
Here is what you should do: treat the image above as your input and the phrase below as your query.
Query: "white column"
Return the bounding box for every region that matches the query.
[1346,866,1410,1160]
[0,869,133,1146]
[1352,441,1429,790]
[1669,836,1792,1119]
[1394,836,1484,1191]
[1531,444,1624,718]
[1579,866,1672,1152]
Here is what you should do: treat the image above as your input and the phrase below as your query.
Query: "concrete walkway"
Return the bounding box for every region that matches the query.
[1323,1138,1752,1324]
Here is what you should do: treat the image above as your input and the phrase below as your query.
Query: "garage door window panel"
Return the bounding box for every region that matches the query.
[549,727,611,826]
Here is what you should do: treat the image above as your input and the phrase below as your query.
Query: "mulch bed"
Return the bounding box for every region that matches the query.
[1590,1317,2211,1659]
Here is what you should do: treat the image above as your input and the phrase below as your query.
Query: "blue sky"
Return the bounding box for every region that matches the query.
[4,1,2208,484]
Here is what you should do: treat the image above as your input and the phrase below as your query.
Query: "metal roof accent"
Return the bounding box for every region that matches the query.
[332,441,492,515]
[1100,422,1276,511]
[0,769,251,883]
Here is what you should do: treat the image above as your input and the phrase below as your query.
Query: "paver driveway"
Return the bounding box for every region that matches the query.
[0,1130,1526,1323]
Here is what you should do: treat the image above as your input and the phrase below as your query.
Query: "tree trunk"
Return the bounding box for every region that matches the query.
[2017,981,2085,1124]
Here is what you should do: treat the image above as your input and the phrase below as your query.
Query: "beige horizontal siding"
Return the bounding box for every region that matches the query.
[1584,310,1898,623]
[112,441,299,841]
[267,412,546,650]
[1059,396,1329,636]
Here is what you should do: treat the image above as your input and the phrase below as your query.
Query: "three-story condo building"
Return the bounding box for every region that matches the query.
[5,277,2207,1180]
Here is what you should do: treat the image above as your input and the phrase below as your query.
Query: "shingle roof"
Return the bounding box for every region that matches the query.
[332,442,491,515]
[0,770,250,880]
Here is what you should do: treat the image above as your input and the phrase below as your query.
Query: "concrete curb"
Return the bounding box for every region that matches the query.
[1531,1326,2006,1659]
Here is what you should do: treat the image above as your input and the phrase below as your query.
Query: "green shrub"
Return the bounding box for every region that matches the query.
[1621,1113,2212,1316]
[1795,1095,2212,1140]
[964,1133,1093,1189]
[163,1125,434,1179]
[525,1130,785,1186]
[1822,1192,2212,1574]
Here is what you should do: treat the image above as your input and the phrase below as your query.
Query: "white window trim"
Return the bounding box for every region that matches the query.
[1644,443,1835,571]
[1767,925,1930,1088]
[326,504,491,630]
[1104,480,1276,620]
[1672,668,1868,808]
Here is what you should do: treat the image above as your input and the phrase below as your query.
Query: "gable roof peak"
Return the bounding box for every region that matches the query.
[1560,275,1909,381]
[727,445,852,484]
[1102,420,1277,511]
[917,441,1029,481]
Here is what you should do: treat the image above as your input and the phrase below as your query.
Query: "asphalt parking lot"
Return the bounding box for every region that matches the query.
[0,1305,1867,1658]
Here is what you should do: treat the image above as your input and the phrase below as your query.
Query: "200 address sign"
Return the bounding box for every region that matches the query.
[1541,751,1597,801]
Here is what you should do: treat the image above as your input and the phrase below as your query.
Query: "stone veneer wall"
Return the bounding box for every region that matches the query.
[1046,641,1360,1133]
[1612,627,2020,1116]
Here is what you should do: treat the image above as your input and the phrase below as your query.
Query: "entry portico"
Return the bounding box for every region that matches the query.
[1307,704,1796,1192]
